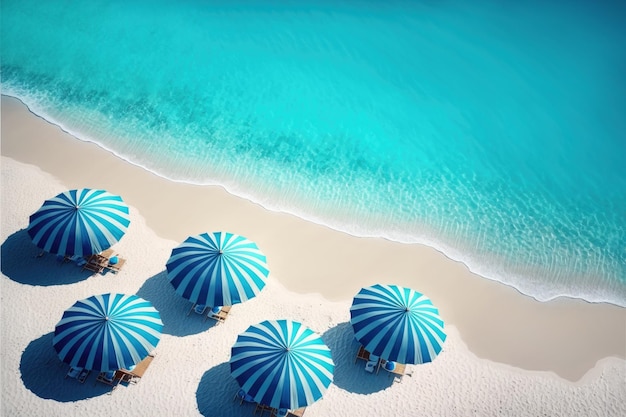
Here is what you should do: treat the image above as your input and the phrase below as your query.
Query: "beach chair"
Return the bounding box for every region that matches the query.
[65,367,81,379]
[118,353,155,384]
[82,261,104,274]
[188,303,208,316]
[207,305,231,323]
[65,366,90,383]
[107,257,126,274]
[379,360,406,381]
[254,403,276,416]
[68,255,87,267]
[115,370,134,384]
[269,407,306,417]
[233,388,255,405]
[82,254,106,274]
[96,370,121,390]
[356,345,381,373]
[354,345,370,363]
[83,249,117,274]
[206,305,221,320]
[56,254,71,264]
[270,408,289,417]
[365,353,380,373]
[77,368,90,383]
[364,360,377,373]
[195,304,208,315]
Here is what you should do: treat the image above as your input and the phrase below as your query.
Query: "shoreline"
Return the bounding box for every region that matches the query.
[2,94,625,382]
[4,93,624,308]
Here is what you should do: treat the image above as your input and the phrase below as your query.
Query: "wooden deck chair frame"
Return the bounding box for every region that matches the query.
[206,305,231,323]
[95,371,122,392]
[355,345,371,363]
[107,257,126,274]
[65,366,90,383]
[378,359,406,381]
[254,403,276,416]
[82,255,105,274]
[188,303,208,317]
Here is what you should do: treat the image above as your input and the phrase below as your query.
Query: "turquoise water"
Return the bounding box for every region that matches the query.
[2,0,625,305]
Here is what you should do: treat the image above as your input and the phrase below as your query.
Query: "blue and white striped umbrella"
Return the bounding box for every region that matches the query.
[350,284,446,364]
[166,232,269,307]
[53,293,163,372]
[230,320,334,410]
[28,188,130,257]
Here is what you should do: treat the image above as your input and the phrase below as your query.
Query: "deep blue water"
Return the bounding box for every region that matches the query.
[2,0,625,305]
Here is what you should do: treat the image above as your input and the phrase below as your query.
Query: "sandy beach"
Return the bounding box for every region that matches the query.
[1,95,625,416]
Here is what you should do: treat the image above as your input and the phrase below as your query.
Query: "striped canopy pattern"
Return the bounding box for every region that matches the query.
[230,320,334,410]
[53,293,163,372]
[166,232,269,307]
[350,284,446,364]
[28,188,130,257]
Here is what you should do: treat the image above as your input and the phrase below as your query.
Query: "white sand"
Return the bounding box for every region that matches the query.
[1,96,626,416]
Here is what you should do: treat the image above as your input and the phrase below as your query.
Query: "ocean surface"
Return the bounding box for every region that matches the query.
[2,0,625,305]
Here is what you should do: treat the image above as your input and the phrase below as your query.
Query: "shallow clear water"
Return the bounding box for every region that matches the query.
[2,0,625,305]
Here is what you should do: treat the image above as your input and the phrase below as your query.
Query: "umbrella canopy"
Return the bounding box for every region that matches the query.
[350,284,446,364]
[53,293,163,371]
[230,319,334,410]
[28,188,130,257]
[166,232,269,307]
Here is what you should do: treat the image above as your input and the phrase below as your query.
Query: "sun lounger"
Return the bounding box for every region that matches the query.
[364,360,377,373]
[271,408,289,417]
[82,254,106,274]
[65,366,90,383]
[354,345,372,363]
[58,254,82,264]
[379,360,406,381]
[194,304,208,315]
[355,345,382,373]
[83,249,122,274]
[65,367,81,379]
[233,388,255,405]
[365,352,380,373]
[113,371,133,384]
[68,255,87,266]
[77,368,90,383]
[107,257,126,274]
[207,305,231,323]
[254,403,276,416]
[117,353,155,384]
[96,370,121,389]
[56,254,70,264]
[82,261,104,274]
[269,407,306,417]
[188,303,208,316]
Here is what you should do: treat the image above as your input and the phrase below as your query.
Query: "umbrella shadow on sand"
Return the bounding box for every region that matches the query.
[1,229,93,286]
[196,362,253,417]
[136,272,221,337]
[20,332,112,402]
[321,322,394,394]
